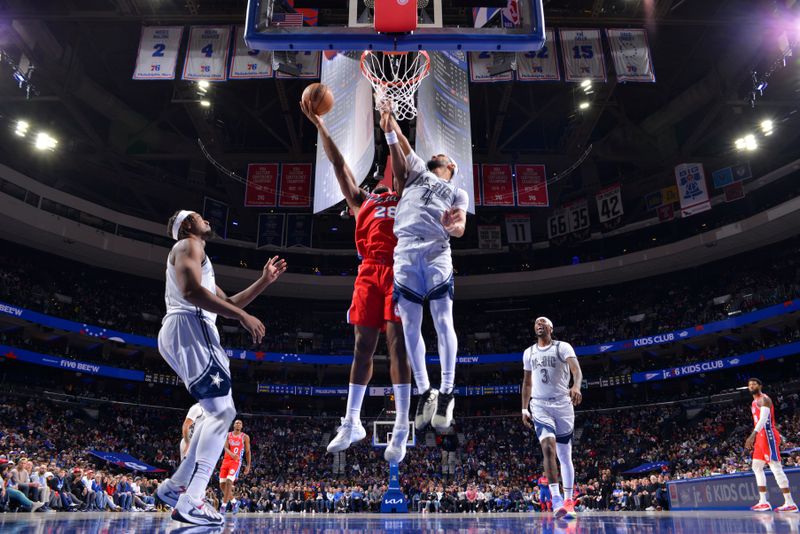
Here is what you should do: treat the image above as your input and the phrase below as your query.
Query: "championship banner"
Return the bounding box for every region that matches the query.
[89,451,166,473]
[559,29,607,82]
[229,26,273,79]
[182,26,232,81]
[416,52,475,213]
[675,163,711,217]
[132,26,183,80]
[516,29,560,81]
[469,52,514,82]
[245,163,279,207]
[473,164,482,206]
[515,164,549,206]
[606,29,656,83]
[505,214,532,244]
[477,225,502,250]
[275,51,321,78]
[314,51,375,213]
[285,214,313,247]
[278,163,312,208]
[595,183,624,223]
[257,213,286,248]
[481,164,515,206]
[203,197,229,238]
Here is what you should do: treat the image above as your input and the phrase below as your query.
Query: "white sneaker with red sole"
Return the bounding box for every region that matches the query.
[751,502,772,512]
[775,503,798,513]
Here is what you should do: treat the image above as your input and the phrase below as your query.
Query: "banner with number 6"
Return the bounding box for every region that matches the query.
[230,26,273,79]
[559,29,606,82]
[133,26,183,80]
[595,183,624,223]
[182,26,232,81]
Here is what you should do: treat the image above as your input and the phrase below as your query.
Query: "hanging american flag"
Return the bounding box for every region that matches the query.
[272,12,304,27]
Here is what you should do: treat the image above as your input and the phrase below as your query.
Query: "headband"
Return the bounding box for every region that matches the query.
[171,210,194,240]
[536,317,554,329]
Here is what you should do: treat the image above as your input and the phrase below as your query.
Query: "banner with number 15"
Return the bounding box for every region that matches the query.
[133,26,183,80]
[182,26,232,81]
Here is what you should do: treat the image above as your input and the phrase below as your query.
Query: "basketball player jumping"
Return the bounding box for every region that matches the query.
[180,403,205,461]
[156,210,287,526]
[219,419,251,514]
[383,111,468,435]
[300,97,412,462]
[745,378,797,512]
[521,317,583,520]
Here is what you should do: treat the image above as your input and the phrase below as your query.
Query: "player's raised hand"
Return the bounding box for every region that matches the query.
[299,99,323,128]
[240,312,265,345]
[377,95,393,132]
[522,408,533,429]
[262,256,288,285]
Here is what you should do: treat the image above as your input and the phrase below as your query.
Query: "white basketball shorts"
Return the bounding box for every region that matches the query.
[393,238,454,304]
[529,398,574,444]
[158,312,232,401]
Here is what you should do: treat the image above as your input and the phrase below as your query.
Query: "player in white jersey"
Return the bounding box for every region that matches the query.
[180,403,205,461]
[156,210,286,526]
[383,112,468,440]
[521,317,583,520]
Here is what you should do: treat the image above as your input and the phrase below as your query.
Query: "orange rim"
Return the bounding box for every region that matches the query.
[360,50,431,88]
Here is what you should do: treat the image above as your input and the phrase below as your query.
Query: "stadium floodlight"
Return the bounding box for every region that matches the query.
[15,120,29,137]
[579,101,590,110]
[744,134,757,151]
[200,100,211,107]
[761,119,774,135]
[34,132,57,151]
[197,80,210,90]
[735,138,746,150]
[580,79,592,89]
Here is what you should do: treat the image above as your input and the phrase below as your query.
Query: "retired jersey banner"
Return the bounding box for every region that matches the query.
[182,26,232,81]
[478,225,502,250]
[245,163,279,207]
[505,214,532,244]
[257,213,286,248]
[230,26,273,79]
[203,197,229,238]
[469,52,514,82]
[516,29,560,81]
[559,29,607,82]
[276,51,321,78]
[133,26,183,80]
[515,164,549,206]
[606,29,656,83]
[566,199,590,233]
[595,183,624,223]
[675,163,712,217]
[279,163,312,208]
[473,164,482,206]
[285,214,313,247]
[481,164,515,206]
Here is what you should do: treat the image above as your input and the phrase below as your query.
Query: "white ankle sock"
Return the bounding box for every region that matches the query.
[345,383,366,424]
[393,384,411,429]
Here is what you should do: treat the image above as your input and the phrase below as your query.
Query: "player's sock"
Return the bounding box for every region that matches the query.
[393,383,411,429]
[186,394,236,501]
[345,383,367,424]
[549,484,562,500]
[785,493,795,506]
[396,298,430,392]
[429,298,457,394]
[556,441,574,500]
[759,491,769,505]
[171,417,208,486]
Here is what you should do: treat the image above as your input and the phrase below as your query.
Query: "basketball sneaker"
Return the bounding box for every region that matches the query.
[384,426,409,464]
[751,502,773,512]
[172,493,223,526]
[431,391,454,431]
[415,389,438,430]
[156,478,185,508]
[553,495,567,518]
[326,418,367,453]
[776,503,798,513]
[562,499,577,520]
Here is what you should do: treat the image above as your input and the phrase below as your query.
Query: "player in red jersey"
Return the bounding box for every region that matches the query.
[301,97,412,462]
[745,378,797,513]
[219,419,250,514]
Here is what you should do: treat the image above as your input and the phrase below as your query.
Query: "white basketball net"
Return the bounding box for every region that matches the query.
[360,51,431,121]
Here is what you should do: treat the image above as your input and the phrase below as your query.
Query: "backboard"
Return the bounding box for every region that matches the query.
[245,0,545,52]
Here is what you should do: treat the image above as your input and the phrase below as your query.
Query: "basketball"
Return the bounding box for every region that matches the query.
[302,83,334,116]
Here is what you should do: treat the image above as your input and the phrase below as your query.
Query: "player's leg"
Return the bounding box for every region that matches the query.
[426,245,457,431]
[768,433,797,512]
[554,402,577,518]
[531,402,565,515]
[384,317,413,463]
[752,457,772,511]
[219,475,230,512]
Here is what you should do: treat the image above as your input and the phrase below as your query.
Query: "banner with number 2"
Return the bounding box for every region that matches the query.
[182,26,232,81]
[133,26,183,80]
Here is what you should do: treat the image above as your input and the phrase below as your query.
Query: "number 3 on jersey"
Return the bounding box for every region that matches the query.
[374,206,397,219]
[540,368,550,384]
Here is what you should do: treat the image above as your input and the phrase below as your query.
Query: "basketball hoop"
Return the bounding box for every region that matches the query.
[360,51,431,121]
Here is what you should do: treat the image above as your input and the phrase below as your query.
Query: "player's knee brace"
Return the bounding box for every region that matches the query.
[769,461,790,488]
[752,459,767,486]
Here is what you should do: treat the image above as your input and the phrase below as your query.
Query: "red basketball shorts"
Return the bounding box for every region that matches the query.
[347,259,400,331]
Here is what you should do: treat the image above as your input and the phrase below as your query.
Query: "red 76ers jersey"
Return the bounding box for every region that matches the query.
[226,432,245,462]
[355,192,400,261]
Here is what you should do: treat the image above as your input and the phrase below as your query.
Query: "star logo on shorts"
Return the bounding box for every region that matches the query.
[210,372,223,388]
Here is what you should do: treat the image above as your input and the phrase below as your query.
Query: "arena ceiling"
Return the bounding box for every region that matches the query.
[0,0,797,232]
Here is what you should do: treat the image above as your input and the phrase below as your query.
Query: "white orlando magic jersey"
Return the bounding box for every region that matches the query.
[523,341,577,400]
[164,246,218,323]
[394,151,469,244]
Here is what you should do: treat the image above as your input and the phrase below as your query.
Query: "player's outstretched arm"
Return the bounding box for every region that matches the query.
[379,100,408,195]
[220,256,288,310]
[387,108,413,157]
[299,99,365,213]
[521,370,533,428]
[174,239,265,344]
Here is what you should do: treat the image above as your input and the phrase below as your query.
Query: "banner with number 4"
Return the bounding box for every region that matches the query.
[133,26,183,80]
[182,26,232,81]
[595,183,624,223]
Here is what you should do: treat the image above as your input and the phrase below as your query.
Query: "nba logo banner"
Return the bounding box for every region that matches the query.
[675,163,711,217]
[481,164,515,206]
[182,26,232,81]
[229,26,273,79]
[559,29,607,82]
[133,26,183,80]
[516,29,560,82]
[279,164,313,208]
[515,164,549,206]
[245,163,279,207]
[606,29,656,83]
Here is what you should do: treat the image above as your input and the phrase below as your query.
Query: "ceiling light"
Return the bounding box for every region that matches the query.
[200,100,211,108]
[735,138,746,150]
[15,120,29,137]
[744,134,757,151]
[198,80,210,89]
[581,80,592,89]
[34,132,57,151]
[579,101,590,110]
